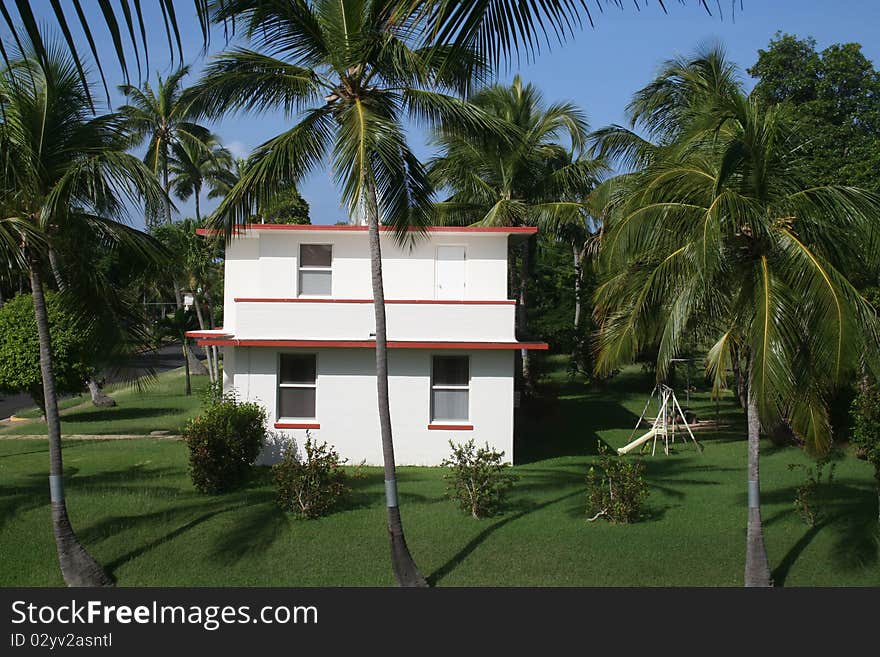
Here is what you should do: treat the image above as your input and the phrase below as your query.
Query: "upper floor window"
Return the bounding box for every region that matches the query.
[299,244,332,296]
[278,354,317,419]
[431,355,469,422]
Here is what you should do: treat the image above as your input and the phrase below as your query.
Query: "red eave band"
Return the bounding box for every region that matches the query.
[234,298,516,305]
[428,424,474,431]
[196,225,537,236]
[196,338,548,350]
[274,422,320,429]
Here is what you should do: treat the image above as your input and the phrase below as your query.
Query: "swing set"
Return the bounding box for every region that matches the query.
[617,383,703,456]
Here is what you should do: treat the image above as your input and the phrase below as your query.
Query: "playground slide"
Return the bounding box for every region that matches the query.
[617,429,656,455]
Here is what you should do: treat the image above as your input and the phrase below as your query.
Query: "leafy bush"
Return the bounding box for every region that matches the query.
[788,456,836,527]
[184,394,266,494]
[272,434,349,518]
[586,442,649,523]
[0,292,97,410]
[851,383,880,516]
[441,439,517,519]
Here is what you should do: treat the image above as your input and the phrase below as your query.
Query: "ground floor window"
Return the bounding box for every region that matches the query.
[278,353,317,418]
[431,355,469,422]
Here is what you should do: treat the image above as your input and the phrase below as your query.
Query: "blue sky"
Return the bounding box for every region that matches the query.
[6,1,880,227]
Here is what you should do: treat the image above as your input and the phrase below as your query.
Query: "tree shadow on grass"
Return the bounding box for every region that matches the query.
[61,407,179,423]
[760,480,880,585]
[427,488,583,586]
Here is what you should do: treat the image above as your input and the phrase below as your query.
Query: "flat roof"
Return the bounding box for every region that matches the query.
[195,224,538,237]
[187,335,548,351]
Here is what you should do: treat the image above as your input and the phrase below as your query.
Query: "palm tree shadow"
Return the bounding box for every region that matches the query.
[427,489,582,586]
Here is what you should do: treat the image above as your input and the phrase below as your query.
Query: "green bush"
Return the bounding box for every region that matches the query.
[441,439,517,519]
[184,394,266,494]
[788,456,836,527]
[586,442,649,523]
[851,383,880,509]
[0,292,96,410]
[272,434,349,518]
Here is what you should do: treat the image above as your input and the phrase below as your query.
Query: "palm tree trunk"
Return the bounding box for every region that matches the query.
[193,298,215,383]
[182,339,191,396]
[571,241,583,366]
[517,240,531,387]
[29,257,112,587]
[195,189,201,223]
[745,384,772,587]
[364,177,426,587]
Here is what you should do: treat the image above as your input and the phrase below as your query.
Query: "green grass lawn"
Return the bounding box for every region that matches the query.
[0,368,208,436]
[1,360,877,586]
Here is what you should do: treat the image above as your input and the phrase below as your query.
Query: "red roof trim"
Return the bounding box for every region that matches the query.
[428,424,474,431]
[185,329,230,339]
[196,225,537,236]
[196,338,549,351]
[234,297,516,305]
[274,422,320,429]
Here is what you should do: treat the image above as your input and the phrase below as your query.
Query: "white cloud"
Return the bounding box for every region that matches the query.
[225,140,250,159]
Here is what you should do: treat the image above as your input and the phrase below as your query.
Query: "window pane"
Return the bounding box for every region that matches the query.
[280,354,316,384]
[279,387,316,418]
[432,389,469,421]
[300,270,331,296]
[432,356,469,386]
[300,244,332,267]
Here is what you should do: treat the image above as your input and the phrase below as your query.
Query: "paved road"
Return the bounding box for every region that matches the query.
[0,344,187,419]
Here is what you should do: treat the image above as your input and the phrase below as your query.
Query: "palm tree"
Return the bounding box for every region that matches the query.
[428,76,601,382]
[4,2,719,101]
[593,47,880,587]
[169,134,233,222]
[119,67,211,375]
[186,0,504,587]
[0,44,164,586]
[157,308,199,395]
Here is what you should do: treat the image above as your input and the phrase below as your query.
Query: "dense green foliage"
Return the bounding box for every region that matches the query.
[851,385,880,493]
[183,394,266,494]
[272,436,349,519]
[586,442,649,523]
[260,186,311,225]
[749,33,880,192]
[441,439,517,518]
[0,292,96,410]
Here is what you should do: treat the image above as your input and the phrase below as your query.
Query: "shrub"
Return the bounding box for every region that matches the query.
[850,383,880,519]
[272,434,349,518]
[586,442,649,523]
[788,456,836,527]
[184,394,266,494]
[0,292,97,410]
[441,439,517,519]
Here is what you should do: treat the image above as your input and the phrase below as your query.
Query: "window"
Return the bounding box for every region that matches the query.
[431,356,469,422]
[298,244,332,296]
[278,354,317,419]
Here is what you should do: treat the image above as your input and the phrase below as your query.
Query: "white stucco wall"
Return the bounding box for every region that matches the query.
[225,346,515,466]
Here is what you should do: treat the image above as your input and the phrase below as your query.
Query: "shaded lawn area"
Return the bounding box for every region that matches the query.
[0,368,209,436]
[1,363,878,586]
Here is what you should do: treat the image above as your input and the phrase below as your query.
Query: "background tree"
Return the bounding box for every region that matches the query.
[169,134,233,222]
[593,47,880,587]
[429,76,600,384]
[0,43,164,586]
[156,307,199,396]
[0,292,97,411]
[749,33,880,192]
[259,185,311,225]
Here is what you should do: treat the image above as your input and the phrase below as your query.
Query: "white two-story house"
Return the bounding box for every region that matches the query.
[187,224,547,466]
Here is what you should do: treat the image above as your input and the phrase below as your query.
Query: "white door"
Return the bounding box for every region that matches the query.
[435,246,465,299]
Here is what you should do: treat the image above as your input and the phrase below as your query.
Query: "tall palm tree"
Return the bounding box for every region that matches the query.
[428,76,601,382]
[593,47,880,587]
[0,44,164,586]
[187,0,501,587]
[119,67,211,375]
[169,134,233,223]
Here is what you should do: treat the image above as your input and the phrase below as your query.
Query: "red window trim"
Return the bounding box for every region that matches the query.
[234,298,516,305]
[274,422,320,429]
[428,424,474,431]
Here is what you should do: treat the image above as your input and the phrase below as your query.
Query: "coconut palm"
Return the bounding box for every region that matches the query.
[593,47,880,587]
[0,44,165,586]
[186,0,505,587]
[169,134,233,223]
[428,76,602,381]
[3,1,717,102]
